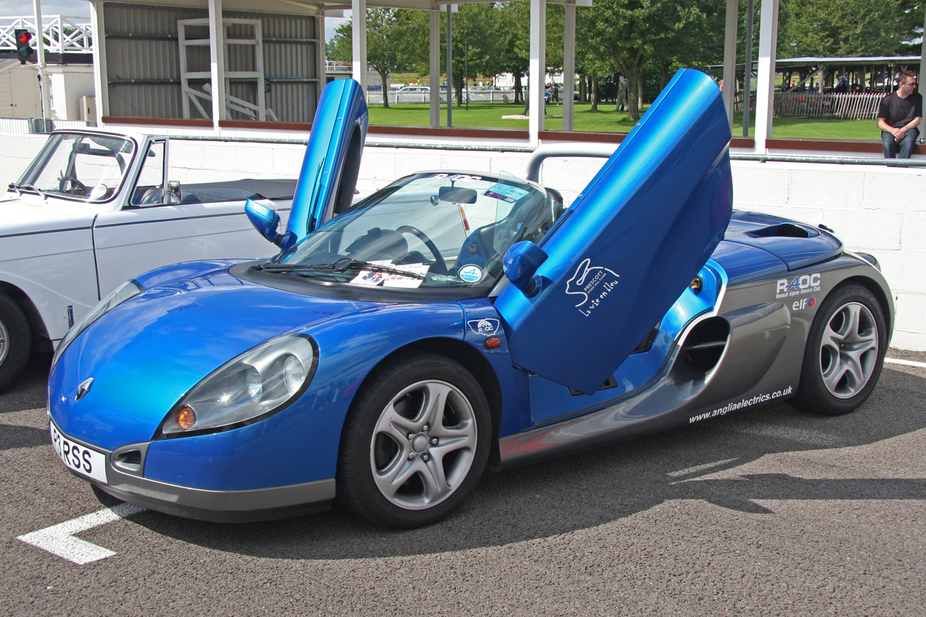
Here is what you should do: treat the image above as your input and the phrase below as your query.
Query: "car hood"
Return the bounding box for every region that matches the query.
[0,191,104,235]
[48,261,383,449]
[712,211,843,284]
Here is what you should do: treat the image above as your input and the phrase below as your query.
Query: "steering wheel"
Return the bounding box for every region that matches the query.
[396,225,447,274]
[59,175,88,195]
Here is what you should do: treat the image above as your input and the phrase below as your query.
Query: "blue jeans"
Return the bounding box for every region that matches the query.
[882,128,919,158]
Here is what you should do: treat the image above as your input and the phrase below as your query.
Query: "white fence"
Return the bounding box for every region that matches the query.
[366,89,516,106]
[0,118,94,133]
[773,92,885,120]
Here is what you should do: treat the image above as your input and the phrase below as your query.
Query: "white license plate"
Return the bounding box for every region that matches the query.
[50,421,108,484]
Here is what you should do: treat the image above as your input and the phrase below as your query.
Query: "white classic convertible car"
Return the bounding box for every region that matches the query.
[0,129,295,389]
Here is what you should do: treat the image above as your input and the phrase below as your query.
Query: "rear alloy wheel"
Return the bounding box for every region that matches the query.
[0,294,31,391]
[338,353,490,528]
[790,285,887,415]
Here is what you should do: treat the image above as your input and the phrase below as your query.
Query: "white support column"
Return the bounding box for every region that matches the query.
[254,21,266,121]
[429,10,440,127]
[33,0,51,123]
[721,0,737,129]
[317,12,328,102]
[919,8,926,138]
[351,0,368,91]
[208,0,226,126]
[89,0,108,123]
[753,0,780,153]
[562,1,576,132]
[528,0,546,146]
[445,4,452,127]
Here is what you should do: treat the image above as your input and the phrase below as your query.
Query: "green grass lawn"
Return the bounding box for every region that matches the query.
[366,102,882,141]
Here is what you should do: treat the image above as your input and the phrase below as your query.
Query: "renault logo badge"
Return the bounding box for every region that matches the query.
[75,377,94,402]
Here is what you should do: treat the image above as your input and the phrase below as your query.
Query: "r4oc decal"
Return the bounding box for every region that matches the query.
[776,273,820,299]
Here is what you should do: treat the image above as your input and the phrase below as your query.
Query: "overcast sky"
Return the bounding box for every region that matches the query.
[6,0,347,41]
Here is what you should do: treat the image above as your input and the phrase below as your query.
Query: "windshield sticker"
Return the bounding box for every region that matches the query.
[351,267,388,286]
[775,273,821,299]
[349,261,429,288]
[430,173,488,183]
[483,184,530,204]
[467,318,500,336]
[566,258,620,317]
[383,264,430,288]
[458,265,483,283]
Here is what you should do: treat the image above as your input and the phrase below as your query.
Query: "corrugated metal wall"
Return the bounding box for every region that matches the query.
[104,3,319,122]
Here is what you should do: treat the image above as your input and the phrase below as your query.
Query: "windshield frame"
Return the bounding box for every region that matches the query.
[14,131,137,203]
[259,171,559,297]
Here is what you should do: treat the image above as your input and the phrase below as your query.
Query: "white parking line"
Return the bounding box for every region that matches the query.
[885,358,926,369]
[668,458,739,477]
[17,503,145,565]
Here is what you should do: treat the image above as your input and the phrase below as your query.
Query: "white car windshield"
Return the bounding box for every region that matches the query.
[270,172,562,289]
[15,133,135,202]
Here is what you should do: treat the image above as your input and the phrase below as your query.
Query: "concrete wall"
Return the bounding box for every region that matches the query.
[3,133,923,350]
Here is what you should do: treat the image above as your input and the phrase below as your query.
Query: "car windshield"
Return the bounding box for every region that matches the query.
[271,172,562,289]
[15,133,135,202]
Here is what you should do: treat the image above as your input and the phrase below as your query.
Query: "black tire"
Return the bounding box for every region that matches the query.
[338,353,491,528]
[0,294,31,391]
[789,285,887,415]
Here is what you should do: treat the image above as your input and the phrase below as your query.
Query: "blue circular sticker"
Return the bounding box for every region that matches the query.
[458,265,483,283]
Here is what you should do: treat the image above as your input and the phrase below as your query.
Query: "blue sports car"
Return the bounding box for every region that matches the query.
[47,70,893,528]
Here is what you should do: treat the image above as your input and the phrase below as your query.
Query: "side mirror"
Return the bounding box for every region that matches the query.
[245,198,282,244]
[167,180,181,205]
[503,241,547,295]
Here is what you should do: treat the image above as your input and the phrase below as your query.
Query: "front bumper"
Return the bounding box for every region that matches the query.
[50,417,336,523]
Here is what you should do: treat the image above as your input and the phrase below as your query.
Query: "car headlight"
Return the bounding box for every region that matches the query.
[155,334,318,439]
[52,280,144,369]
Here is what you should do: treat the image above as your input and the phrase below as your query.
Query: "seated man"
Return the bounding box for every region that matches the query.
[877,71,922,159]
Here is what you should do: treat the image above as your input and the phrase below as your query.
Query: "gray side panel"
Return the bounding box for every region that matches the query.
[496,255,893,470]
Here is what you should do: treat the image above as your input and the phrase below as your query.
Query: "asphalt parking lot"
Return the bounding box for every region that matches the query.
[2,350,924,616]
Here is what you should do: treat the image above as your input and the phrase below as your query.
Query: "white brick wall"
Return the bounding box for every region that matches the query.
[3,133,923,350]
[730,161,926,350]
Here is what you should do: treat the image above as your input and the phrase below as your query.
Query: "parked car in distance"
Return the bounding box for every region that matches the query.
[0,130,297,389]
[47,72,893,530]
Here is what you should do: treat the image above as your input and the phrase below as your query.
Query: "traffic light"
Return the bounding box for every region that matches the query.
[15,29,34,64]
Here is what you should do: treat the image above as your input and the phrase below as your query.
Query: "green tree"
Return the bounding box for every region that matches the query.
[778,0,910,58]
[446,5,502,106]
[584,0,674,120]
[326,8,424,108]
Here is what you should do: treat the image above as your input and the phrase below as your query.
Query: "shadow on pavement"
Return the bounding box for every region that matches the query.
[120,364,926,560]
[0,352,51,415]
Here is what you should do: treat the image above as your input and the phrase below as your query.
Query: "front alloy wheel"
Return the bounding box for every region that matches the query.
[339,353,490,528]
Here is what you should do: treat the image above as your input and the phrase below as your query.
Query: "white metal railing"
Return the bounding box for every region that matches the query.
[365,89,517,106]
[0,16,92,55]
[773,91,885,120]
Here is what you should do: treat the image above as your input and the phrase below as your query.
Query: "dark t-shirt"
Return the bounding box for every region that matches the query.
[878,91,923,129]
